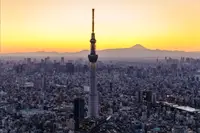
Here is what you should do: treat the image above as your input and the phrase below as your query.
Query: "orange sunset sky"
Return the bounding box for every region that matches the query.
[1,0,200,53]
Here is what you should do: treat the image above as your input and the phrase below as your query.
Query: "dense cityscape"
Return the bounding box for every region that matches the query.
[0,56,200,133]
[1,4,200,133]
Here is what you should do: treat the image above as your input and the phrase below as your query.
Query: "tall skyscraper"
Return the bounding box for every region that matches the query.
[61,57,65,65]
[41,67,46,110]
[73,98,85,131]
[88,8,99,118]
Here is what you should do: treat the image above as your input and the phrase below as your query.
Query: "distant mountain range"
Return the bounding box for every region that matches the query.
[1,44,200,59]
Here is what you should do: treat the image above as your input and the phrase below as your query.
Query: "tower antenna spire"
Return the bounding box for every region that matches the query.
[92,8,95,33]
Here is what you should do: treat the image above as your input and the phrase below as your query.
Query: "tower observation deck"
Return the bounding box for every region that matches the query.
[88,8,99,118]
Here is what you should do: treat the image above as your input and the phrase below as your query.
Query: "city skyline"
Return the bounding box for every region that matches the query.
[1,0,200,53]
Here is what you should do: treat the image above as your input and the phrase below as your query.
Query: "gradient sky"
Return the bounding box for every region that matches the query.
[1,0,200,53]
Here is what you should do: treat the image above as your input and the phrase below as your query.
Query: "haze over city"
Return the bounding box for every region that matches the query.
[1,1,200,133]
[1,0,200,53]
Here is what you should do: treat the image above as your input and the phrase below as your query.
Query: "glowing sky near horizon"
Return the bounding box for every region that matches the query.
[1,0,200,53]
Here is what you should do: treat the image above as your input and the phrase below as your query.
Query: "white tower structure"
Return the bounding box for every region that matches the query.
[88,9,99,118]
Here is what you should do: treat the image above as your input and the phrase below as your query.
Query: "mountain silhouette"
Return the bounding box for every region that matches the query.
[1,44,200,59]
[130,44,148,50]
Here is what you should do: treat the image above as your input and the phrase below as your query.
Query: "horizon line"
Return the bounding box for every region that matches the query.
[1,45,200,54]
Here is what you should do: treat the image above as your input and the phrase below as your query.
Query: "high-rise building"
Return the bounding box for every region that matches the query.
[134,121,144,133]
[152,93,157,104]
[33,58,37,63]
[61,57,65,65]
[110,82,113,92]
[88,8,99,118]
[137,91,143,103]
[41,68,46,110]
[197,128,200,133]
[66,62,74,74]
[27,58,31,64]
[73,98,85,131]
[172,126,188,133]
[143,91,152,103]
[44,57,50,64]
